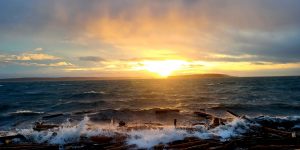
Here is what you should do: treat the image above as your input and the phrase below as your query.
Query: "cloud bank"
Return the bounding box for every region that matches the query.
[0,0,300,77]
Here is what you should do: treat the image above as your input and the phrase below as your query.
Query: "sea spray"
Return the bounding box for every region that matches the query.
[18,116,100,144]
[210,118,250,139]
[10,115,300,149]
[126,127,188,148]
[125,118,254,148]
[48,116,89,144]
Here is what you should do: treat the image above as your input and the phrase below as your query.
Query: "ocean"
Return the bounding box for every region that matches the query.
[0,77,300,148]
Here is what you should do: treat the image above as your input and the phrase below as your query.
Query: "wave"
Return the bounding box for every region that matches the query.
[67,92,106,100]
[253,116,300,130]
[59,83,72,86]
[2,109,300,149]
[0,104,12,112]
[24,91,52,95]
[0,116,262,148]
[84,91,106,94]
[52,100,107,109]
[126,119,250,148]
[1,115,300,148]
[210,103,300,110]
[87,108,183,122]
[9,110,44,116]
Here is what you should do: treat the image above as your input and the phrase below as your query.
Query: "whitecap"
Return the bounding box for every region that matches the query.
[13,117,255,149]
[84,91,106,94]
[18,116,108,145]
[127,127,189,148]
[11,110,44,115]
[84,91,97,94]
[210,118,250,139]
[126,118,252,148]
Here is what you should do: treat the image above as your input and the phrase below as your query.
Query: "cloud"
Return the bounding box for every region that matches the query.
[72,0,300,64]
[64,58,300,77]
[251,62,271,65]
[15,53,59,61]
[48,61,73,67]
[34,48,43,51]
[0,52,73,68]
[79,56,105,62]
[16,61,73,67]
[1,53,59,61]
[2,0,300,64]
[1,1,300,77]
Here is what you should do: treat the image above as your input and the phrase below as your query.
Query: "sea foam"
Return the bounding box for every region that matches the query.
[14,117,253,149]
[12,116,300,148]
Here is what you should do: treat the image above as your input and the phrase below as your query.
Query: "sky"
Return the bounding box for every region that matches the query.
[0,0,300,78]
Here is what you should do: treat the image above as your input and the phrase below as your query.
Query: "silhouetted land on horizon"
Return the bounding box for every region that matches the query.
[169,73,231,79]
[0,74,232,82]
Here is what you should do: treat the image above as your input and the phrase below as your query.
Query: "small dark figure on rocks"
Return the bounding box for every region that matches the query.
[174,119,177,127]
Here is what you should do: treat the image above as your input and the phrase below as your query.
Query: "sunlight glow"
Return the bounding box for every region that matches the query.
[141,60,187,77]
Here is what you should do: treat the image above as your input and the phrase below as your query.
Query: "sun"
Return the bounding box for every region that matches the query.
[141,60,187,77]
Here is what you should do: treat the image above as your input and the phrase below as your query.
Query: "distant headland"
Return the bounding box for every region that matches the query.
[169,73,232,79]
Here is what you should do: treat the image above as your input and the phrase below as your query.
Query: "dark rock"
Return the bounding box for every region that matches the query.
[33,122,59,131]
[119,121,126,127]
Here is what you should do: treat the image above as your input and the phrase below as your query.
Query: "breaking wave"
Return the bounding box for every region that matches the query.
[9,110,44,116]
[67,91,106,100]
[6,116,250,148]
[1,115,299,148]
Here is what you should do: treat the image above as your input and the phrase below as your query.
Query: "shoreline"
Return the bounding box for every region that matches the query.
[1,111,300,149]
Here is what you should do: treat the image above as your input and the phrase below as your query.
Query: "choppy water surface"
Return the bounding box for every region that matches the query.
[0,77,300,148]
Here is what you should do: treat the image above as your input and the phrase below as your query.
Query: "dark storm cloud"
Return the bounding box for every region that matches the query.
[224,29,300,63]
[2,0,300,31]
[1,0,300,64]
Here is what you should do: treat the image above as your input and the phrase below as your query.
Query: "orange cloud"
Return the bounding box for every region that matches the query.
[15,53,59,61]
[84,9,221,59]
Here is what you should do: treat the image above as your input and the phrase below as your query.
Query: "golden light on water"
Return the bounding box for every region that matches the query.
[140,60,187,77]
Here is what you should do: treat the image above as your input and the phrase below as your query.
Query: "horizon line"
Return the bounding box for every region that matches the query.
[0,74,299,81]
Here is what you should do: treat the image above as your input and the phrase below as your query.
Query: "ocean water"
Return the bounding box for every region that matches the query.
[0,77,300,148]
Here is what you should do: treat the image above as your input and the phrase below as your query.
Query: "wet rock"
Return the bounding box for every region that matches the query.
[155,109,180,114]
[90,136,113,143]
[194,111,214,118]
[0,134,27,144]
[118,121,126,127]
[33,122,59,131]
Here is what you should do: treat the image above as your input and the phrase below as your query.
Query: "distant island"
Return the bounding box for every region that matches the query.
[0,74,232,82]
[169,73,232,79]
